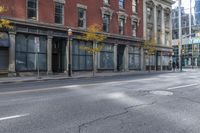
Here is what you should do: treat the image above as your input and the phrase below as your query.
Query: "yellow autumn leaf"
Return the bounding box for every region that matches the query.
[0,6,7,13]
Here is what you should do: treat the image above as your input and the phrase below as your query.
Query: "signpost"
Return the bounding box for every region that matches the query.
[35,37,40,79]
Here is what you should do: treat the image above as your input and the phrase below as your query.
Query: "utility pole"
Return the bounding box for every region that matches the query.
[189,0,193,69]
[178,0,183,72]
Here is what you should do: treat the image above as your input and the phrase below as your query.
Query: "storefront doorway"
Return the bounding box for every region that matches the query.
[52,38,66,73]
[0,48,9,72]
[0,32,9,73]
[117,45,125,71]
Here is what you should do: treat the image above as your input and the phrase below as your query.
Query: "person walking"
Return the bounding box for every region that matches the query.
[172,61,176,71]
[176,61,179,71]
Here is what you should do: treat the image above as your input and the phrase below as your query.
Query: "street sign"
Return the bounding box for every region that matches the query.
[34,37,40,52]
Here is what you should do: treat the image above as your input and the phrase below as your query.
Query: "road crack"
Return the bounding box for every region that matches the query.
[124,101,157,110]
[178,96,200,104]
[78,111,128,133]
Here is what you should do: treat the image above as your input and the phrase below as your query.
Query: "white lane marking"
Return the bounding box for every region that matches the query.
[0,78,158,95]
[167,83,199,90]
[0,113,29,121]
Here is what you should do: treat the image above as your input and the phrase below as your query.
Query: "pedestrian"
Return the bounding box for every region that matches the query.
[172,61,176,71]
[176,61,179,71]
[168,60,172,70]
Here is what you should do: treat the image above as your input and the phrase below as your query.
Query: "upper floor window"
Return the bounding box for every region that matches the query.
[132,21,137,36]
[103,14,110,32]
[119,18,125,35]
[147,7,153,23]
[103,0,110,5]
[165,12,170,27]
[27,0,37,20]
[55,2,64,24]
[78,8,86,28]
[132,0,137,13]
[157,10,161,26]
[119,0,125,9]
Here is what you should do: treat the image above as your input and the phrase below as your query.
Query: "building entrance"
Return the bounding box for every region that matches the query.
[52,38,66,73]
[117,45,125,71]
[0,48,9,72]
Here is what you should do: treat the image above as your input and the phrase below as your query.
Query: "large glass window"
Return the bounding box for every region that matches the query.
[119,18,125,35]
[132,21,137,36]
[72,40,93,70]
[103,14,110,32]
[98,44,114,69]
[27,0,37,20]
[78,8,86,28]
[55,2,64,24]
[132,0,137,13]
[147,7,153,23]
[119,0,125,9]
[16,34,47,71]
[103,0,110,4]
[129,46,140,70]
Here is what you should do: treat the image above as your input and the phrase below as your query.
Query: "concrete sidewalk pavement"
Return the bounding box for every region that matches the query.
[0,70,174,84]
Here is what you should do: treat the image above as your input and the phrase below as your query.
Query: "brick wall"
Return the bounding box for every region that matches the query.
[0,0,143,38]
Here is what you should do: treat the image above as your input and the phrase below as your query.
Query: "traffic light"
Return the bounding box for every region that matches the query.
[181,48,185,54]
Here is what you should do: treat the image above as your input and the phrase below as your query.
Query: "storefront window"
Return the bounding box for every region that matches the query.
[72,40,93,70]
[16,34,47,71]
[129,46,140,70]
[98,44,114,69]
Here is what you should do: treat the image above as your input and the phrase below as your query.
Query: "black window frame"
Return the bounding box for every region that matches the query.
[27,0,37,20]
[119,18,125,35]
[72,40,93,71]
[78,8,86,28]
[16,34,47,72]
[103,0,110,5]
[119,0,125,9]
[103,14,110,32]
[55,2,64,24]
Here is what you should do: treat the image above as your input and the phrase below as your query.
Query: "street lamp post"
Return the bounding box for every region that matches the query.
[68,29,72,77]
[178,0,182,72]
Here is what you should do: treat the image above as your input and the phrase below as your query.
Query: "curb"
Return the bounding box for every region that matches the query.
[0,71,176,84]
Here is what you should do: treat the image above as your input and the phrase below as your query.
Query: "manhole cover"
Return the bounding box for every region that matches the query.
[150,91,173,96]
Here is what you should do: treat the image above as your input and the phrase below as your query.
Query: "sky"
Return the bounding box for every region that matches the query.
[173,0,195,13]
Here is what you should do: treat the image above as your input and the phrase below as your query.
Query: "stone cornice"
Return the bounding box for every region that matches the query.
[6,17,144,43]
[53,0,65,4]
[77,4,87,9]
[100,7,114,20]
[116,11,128,23]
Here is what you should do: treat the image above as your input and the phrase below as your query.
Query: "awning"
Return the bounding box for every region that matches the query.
[0,32,9,47]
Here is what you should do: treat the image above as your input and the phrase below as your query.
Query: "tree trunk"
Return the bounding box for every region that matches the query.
[149,55,151,72]
[92,41,97,77]
[93,51,95,77]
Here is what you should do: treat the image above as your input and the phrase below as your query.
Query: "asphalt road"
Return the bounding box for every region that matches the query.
[0,70,200,133]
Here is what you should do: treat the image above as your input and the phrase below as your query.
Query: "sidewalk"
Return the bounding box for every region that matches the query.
[0,70,173,84]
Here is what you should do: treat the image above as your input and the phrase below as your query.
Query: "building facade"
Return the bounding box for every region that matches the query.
[172,3,200,68]
[0,0,144,76]
[195,0,200,25]
[143,0,174,71]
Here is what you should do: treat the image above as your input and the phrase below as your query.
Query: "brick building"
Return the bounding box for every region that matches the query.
[0,0,144,76]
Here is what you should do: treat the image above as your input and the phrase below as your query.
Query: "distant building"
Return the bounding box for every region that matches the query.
[195,0,200,25]
[143,0,174,71]
[172,4,200,68]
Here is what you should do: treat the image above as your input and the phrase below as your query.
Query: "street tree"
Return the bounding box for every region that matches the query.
[0,6,13,38]
[78,24,107,76]
[144,36,157,72]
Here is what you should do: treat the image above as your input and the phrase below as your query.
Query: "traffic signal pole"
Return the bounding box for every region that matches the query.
[178,0,183,72]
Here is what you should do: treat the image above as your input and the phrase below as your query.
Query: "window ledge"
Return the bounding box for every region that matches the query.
[103,3,110,7]
[119,7,125,11]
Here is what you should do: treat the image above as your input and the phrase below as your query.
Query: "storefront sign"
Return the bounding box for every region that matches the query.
[0,32,9,47]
